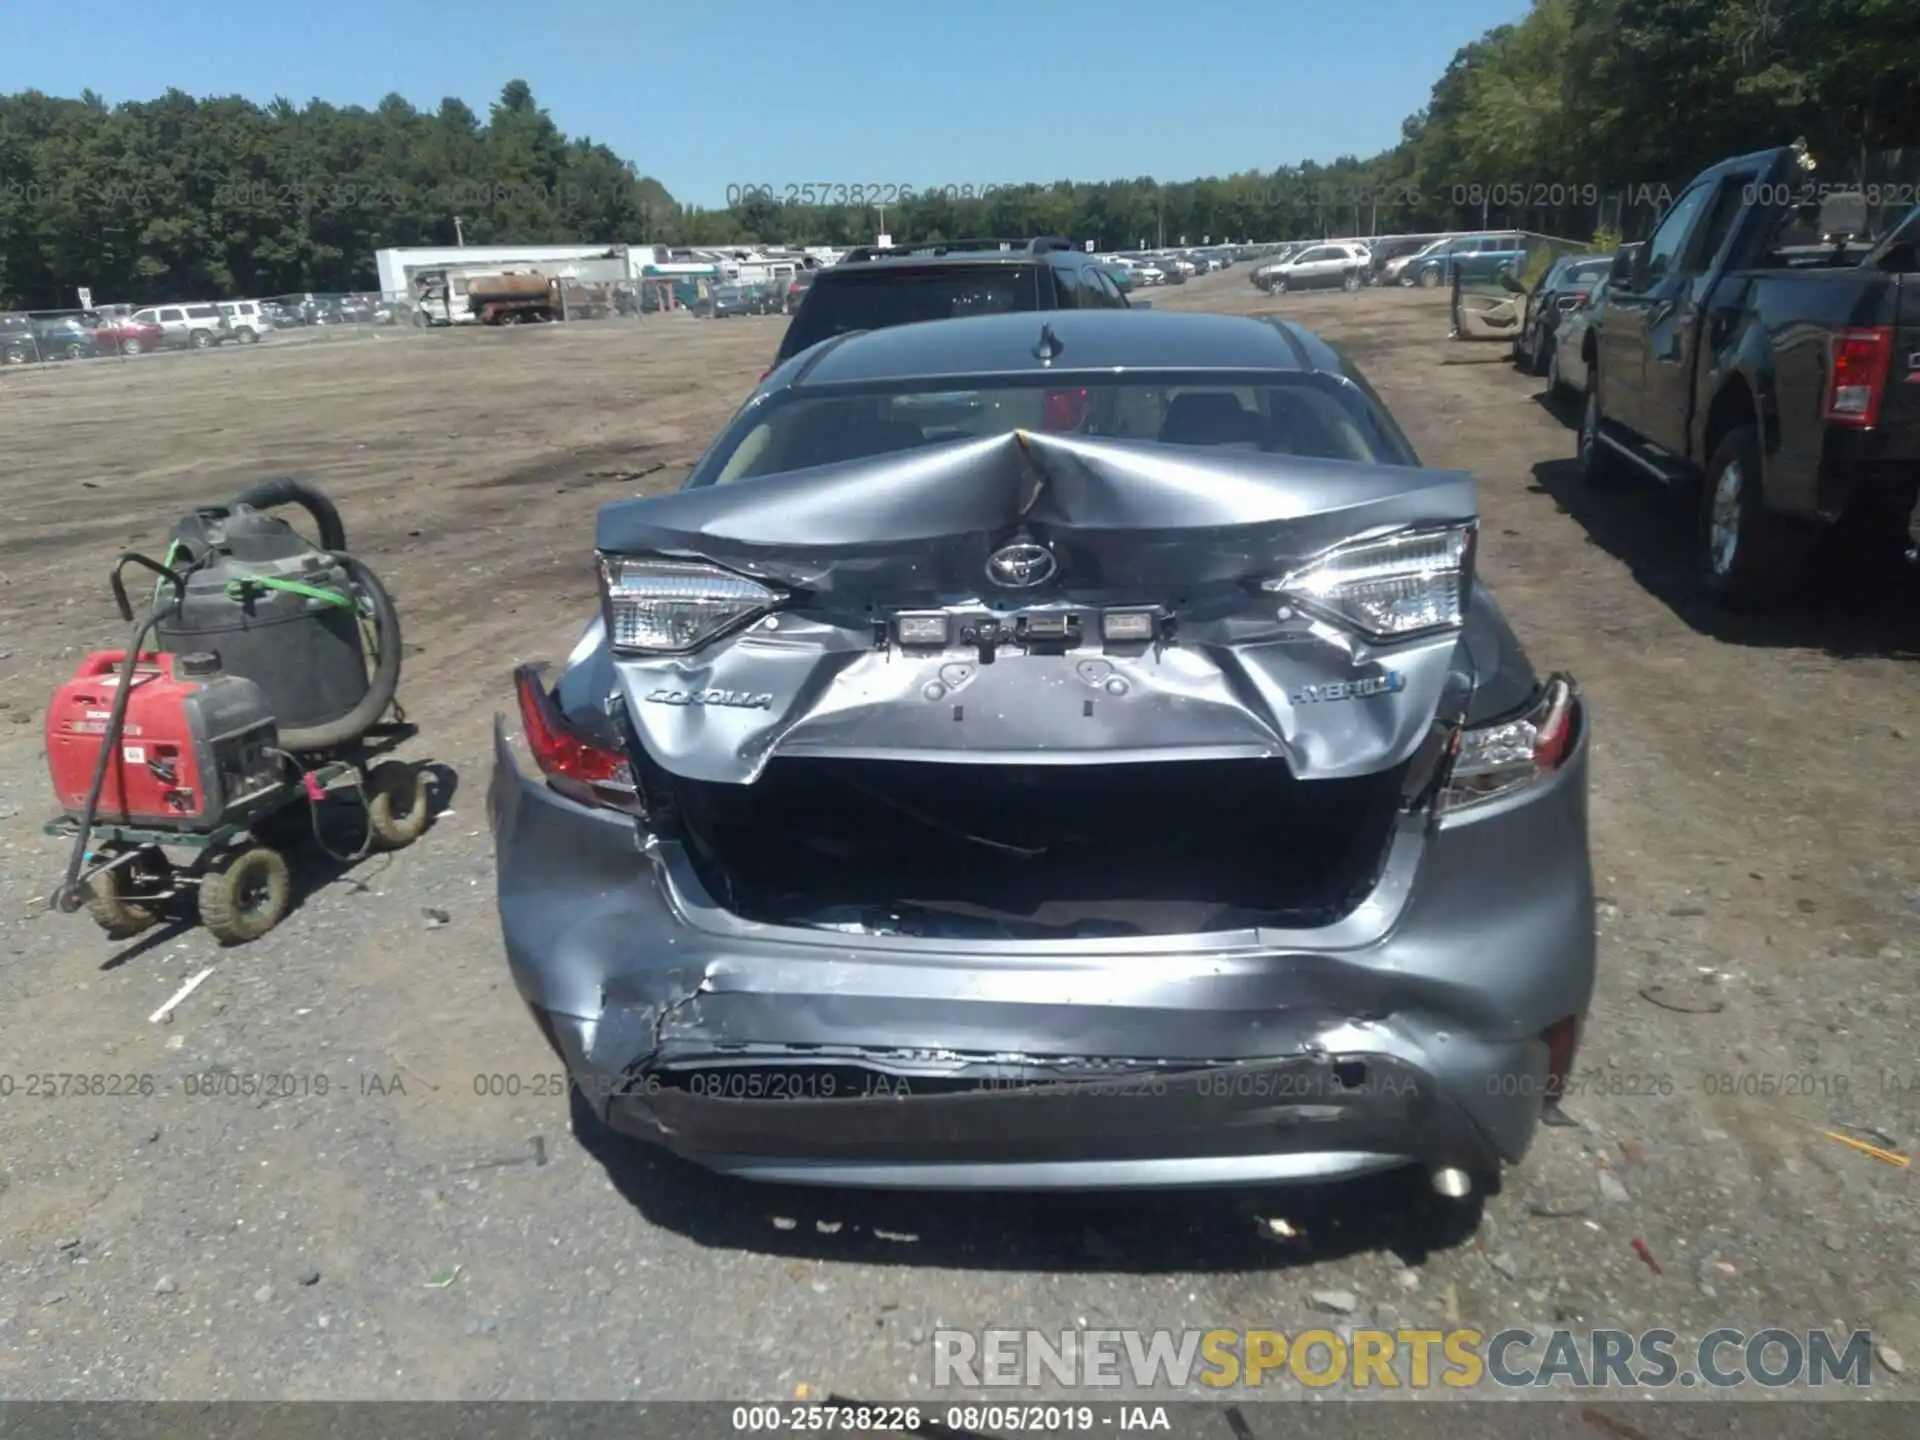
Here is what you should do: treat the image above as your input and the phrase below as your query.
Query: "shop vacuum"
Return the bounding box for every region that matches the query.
[42,479,431,944]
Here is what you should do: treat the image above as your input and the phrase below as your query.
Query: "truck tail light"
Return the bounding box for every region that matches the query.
[513,663,641,813]
[1825,326,1893,428]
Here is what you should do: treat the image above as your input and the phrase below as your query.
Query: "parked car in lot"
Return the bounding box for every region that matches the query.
[1368,235,1446,286]
[1402,233,1527,288]
[2,314,41,364]
[1579,145,1920,604]
[491,307,1594,1195]
[1513,253,1616,375]
[216,300,271,342]
[88,312,165,355]
[130,304,231,349]
[772,237,1140,368]
[781,269,815,315]
[1252,244,1309,290]
[1546,272,1609,399]
[703,284,759,318]
[2,313,106,363]
[1264,241,1371,293]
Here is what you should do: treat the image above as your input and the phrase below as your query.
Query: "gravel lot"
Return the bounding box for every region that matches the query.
[1,274,1916,1407]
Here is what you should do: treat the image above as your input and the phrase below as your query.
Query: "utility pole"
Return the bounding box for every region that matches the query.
[454,215,466,247]
[875,203,886,244]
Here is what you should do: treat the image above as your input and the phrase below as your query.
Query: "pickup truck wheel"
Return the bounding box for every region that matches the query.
[1697,425,1810,607]
[1578,368,1625,488]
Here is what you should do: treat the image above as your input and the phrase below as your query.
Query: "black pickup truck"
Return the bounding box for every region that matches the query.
[1577,144,1920,605]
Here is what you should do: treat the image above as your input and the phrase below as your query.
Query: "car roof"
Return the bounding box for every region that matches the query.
[790,310,1339,388]
[825,251,1073,273]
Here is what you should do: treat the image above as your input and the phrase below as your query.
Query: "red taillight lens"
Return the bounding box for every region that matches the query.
[1530,677,1577,771]
[1042,387,1089,430]
[1826,326,1893,428]
[1543,1014,1583,1103]
[1438,674,1580,813]
[513,663,640,812]
[758,366,773,382]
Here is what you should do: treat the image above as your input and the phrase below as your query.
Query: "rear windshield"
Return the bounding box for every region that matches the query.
[779,265,1040,359]
[693,377,1402,486]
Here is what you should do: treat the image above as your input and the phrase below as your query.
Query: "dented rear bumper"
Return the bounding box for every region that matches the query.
[488,715,1595,1190]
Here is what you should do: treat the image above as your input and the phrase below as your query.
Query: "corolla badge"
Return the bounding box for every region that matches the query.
[1290,671,1407,704]
[986,542,1058,588]
[645,688,774,710]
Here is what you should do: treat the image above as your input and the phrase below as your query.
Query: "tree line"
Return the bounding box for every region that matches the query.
[3,0,1916,309]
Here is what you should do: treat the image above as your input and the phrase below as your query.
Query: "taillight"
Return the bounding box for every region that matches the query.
[1542,1014,1582,1103]
[758,366,773,382]
[1826,326,1893,428]
[1042,387,1089,430]
[512,663,641,813]
[1438,675,1579,814]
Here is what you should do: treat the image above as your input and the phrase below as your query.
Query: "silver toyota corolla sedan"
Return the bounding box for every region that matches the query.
[488,309,1596,1196]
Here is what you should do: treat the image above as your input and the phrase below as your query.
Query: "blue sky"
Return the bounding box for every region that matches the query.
[3,0,1530,207]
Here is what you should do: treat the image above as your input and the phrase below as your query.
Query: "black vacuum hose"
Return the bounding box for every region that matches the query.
[276,551,403,753]
[228,477,348,553]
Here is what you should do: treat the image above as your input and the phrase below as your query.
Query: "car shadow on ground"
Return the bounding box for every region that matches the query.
[1527,390,1920,659]
[572,1092,1486,1273]
[96,759,459,968]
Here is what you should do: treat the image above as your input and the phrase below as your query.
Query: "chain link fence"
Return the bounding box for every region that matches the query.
[0,273,741,374]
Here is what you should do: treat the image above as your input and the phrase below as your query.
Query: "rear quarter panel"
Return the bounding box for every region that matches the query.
[1715,270,1906,513]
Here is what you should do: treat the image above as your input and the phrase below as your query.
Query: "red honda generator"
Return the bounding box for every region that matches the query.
[43,480,433,945]
[47,651,282,829]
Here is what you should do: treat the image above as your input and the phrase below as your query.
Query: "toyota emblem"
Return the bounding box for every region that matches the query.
[986,542,1058,588]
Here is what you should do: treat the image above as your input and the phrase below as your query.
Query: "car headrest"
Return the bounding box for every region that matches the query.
[1158,393,1265,446]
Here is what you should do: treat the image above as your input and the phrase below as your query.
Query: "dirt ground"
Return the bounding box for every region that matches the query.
[1,274,1917,1405]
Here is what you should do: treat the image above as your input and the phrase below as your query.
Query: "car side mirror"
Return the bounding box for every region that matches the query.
[1610,244,1643,289]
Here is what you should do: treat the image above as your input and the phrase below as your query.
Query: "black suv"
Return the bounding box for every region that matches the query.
[772,237,1141,366]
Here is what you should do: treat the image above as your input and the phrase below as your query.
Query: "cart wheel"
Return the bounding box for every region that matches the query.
[85,866,165,939]
[366,760,432,850]
[199,847,291,945]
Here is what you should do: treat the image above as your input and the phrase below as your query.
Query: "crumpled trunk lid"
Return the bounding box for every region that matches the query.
[595,431,1476,785]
